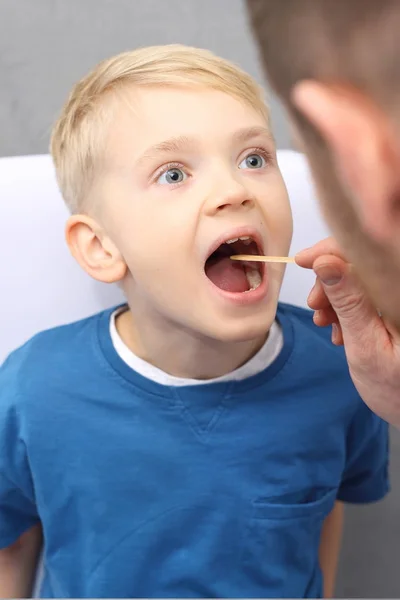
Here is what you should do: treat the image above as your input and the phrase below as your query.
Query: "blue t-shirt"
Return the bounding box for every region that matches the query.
[0,304,388,598]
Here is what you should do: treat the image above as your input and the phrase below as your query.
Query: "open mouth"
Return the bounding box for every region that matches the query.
[204,235,264,294]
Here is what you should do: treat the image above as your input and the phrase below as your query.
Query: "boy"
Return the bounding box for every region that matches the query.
[0,45,388,598]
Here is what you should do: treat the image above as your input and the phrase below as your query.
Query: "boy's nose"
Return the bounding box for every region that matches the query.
[203,181,255,216]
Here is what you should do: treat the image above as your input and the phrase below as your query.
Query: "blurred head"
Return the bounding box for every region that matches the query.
[51,45,292,343]
[246,0,400,329]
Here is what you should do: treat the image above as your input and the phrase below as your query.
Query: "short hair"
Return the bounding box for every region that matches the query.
[50,44,270,213]
[246,0,400,126]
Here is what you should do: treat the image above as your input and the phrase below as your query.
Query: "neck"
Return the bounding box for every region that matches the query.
[115,305,267,381]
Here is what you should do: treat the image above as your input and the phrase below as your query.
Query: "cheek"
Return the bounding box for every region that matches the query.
[259,186,293,251]
[114,216,191,286]
[99,186,189,280]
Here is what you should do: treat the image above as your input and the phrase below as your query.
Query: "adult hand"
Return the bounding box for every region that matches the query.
[296,237,400,427]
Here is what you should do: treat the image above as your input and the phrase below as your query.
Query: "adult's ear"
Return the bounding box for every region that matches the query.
[292,80,400,244]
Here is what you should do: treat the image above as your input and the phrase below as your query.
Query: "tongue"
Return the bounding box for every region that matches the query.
[205,256,249,292]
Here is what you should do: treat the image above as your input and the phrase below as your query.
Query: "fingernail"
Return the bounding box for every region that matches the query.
[315,265,343,286]
[332,323,338,341]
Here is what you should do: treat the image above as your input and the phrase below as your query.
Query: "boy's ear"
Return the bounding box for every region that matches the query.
[291,80,400,244]
[66,214,127,283]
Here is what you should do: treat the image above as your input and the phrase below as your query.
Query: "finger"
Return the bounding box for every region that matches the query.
[307,283,319,308]
[332,322,344,346]
[313,255,387,353]
[295,237,346,269]
[313,310,344,345]
[313,306,339,327]
[308,278,332,310]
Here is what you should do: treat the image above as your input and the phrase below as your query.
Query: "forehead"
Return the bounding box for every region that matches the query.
[104,86,271,165]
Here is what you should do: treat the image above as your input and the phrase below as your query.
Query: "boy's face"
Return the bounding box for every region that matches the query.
[98,86,292,342]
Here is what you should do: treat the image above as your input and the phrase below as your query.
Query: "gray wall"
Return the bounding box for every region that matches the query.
[0,0,292,156]
[0,0,398,597]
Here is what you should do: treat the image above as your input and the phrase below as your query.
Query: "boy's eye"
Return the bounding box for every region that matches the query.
[239,153,266,170]
[157,167,187,185]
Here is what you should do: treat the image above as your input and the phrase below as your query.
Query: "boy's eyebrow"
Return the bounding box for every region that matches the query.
[232,125,273,145]
[136,136,196,167]
[136,126,273,167]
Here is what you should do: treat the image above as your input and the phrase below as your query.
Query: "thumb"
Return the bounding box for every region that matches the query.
[313,256,381,346]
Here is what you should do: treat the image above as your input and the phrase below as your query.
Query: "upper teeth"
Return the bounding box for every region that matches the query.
[226,236,252,245]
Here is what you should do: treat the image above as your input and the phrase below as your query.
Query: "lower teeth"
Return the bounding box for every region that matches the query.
[244,267,262,292]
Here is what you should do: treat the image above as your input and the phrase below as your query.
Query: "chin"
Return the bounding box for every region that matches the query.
[201,306,277,344]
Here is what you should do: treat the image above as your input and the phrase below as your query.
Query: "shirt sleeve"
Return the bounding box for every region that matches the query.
[338,400,389,504]
[0,356,40,548]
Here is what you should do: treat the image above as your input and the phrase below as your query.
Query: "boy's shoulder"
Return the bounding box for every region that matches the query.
[277,301,341,356]
[0,306,114,405]
[275,302,385,432]
[276,301,355,392]
[277,302,313,321]
[277,301,321,328]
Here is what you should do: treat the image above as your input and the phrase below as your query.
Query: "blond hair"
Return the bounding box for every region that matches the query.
[50,44,269,213]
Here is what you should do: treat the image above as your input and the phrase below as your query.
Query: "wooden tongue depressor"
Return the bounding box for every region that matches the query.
[231,255,296,264]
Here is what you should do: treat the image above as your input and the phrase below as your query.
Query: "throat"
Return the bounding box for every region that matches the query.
[115,307,267,380]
